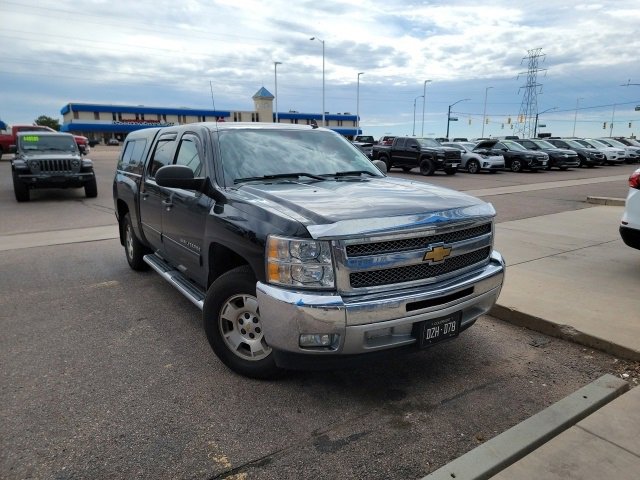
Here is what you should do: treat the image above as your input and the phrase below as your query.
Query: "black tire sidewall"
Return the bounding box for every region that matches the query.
[123,213,148,270]
[12,172,29,202]
[85,177,98,198]
[203,266,280,379]
[419,158,435,176]
[468,160,480,173]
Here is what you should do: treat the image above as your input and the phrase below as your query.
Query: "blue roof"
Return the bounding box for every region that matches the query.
[60,103,230,117]
[252,87,274,99]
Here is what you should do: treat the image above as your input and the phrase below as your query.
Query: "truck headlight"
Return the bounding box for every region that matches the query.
[267,235,335,289]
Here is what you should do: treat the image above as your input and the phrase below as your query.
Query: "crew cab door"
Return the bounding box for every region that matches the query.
[403,138,421,165]
[140,133,177,252]
[160,131,210,286]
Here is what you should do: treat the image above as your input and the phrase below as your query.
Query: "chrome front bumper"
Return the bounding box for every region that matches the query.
[257,250,505,356]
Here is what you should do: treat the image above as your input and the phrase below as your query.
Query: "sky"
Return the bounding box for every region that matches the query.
[1,0,639,139]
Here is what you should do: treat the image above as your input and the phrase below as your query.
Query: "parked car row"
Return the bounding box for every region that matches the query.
[358,135,639,174]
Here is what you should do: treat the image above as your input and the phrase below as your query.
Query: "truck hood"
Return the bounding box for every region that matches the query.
[235,176,494,239]
[20,152,81,160]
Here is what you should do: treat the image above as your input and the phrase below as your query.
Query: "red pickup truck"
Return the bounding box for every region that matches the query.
[0,125,89,159]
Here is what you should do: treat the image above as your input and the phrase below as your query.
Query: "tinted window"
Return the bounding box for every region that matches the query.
[396,138,406,148]
[119,139,148,174]
[175,136,203,176]
[148,138,176,177]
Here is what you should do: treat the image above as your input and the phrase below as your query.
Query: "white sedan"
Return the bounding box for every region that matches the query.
[442,142,505,173]
[620,168,640,250]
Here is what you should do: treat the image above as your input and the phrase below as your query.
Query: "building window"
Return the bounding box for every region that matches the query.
[162,114,167,122]
[157,114,161,121]
[141,113,145,120]
[118,113,123,121]
[251,112,259,122]
[112,112,117,121]
[73,111,79,120]
[135,113,140,120]
[93,112,100,120]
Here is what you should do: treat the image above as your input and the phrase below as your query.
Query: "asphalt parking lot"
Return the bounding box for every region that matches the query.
[0,148,637,479]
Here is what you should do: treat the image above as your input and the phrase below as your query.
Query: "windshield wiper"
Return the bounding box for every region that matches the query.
[234,172,326,184]
[324,170,378,178]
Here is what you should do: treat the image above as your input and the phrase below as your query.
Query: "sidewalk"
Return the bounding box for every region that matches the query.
[424,204,640,479]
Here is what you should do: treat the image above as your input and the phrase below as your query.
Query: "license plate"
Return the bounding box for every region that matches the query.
[417,313,461,348]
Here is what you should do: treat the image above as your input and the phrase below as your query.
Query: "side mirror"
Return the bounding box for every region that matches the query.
[156,165,206,190]
[410,144,419,150]
[372,159,387,173]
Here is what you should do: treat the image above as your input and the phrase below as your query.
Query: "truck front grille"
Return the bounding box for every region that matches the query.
[445,150,461,160]
[346,224,491,257]
[337,221,494,293]
[349,247,491,288]
[37,159,74,173]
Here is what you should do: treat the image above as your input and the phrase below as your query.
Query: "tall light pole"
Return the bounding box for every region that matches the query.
[274,61,282,123]
[356,72,364,134]
[481,86,493,138]
[572,97,583,136]
[413,95,424,136]
[446,98,470,139]
[609,104,617,136]
[421,80,432,137]
[309,36,325,126]
[534,106,557,138]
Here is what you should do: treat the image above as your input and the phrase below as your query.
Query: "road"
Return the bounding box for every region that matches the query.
[0,148,637,479]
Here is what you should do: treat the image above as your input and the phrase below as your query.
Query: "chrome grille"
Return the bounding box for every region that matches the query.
[37,159,74,173]
[346,224,491,257]
[350,247,491,288]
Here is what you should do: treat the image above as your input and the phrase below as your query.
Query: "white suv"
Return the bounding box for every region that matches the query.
[620,168,640,250]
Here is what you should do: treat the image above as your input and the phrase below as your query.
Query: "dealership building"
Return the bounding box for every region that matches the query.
[60,87,360,142]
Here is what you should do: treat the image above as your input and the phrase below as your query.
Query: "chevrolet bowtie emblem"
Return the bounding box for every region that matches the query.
[423,245,452,263]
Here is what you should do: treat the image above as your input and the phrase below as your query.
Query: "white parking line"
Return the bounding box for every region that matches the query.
[0,225,119,252]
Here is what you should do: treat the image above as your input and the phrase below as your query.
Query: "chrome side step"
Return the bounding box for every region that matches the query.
[143,254,205,310]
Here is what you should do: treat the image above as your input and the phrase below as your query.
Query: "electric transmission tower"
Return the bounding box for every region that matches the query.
[515,48,547,138]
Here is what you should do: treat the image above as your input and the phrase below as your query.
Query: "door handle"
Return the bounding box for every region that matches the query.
[162,199,173,208]
[141,192,149,200]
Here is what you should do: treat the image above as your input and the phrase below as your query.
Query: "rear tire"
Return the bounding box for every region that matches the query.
[419,158,435,176]
[12,172,30,202]
[84,177,98,198]
[123,213,149,271]
[203,266,281,379]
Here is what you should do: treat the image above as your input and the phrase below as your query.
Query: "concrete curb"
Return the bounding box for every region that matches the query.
[586,196,626,206]
[490,304,640,362]
[421,374,629,480]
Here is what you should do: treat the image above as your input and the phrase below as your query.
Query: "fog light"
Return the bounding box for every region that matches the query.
[299,333,339,348]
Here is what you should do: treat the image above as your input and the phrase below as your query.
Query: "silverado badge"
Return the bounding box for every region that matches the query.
[423,245,452,263]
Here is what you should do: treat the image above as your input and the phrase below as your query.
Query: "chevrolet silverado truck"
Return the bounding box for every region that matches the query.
[372,137,461,175]
[113,123,505,378]
[0,124,89,159]
[11,132,97,202]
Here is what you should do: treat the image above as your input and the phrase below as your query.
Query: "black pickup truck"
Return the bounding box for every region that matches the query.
[113,123,505,378]
[372,137,461,175]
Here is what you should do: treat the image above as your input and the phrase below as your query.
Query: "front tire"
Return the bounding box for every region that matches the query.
[84,177,98,198]
[123,213,149,271]
[419,158,435,176]
[12,172,30,202]
[510,159,523,172]
[203,266,280,379]
[467,159,480,174]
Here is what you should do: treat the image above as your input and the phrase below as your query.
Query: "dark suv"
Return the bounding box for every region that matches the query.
[474,139,548,172]
[10,132,97,202]
[513,138,580,170]
[546,139,605,167]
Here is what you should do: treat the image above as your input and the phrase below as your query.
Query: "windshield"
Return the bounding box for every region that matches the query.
[576,139,596,148]
[587,139,608,147]
[599,138,625,148]
[532,139,556,148]
[416,138,441,148]
[19,134,77,153]
[217,129,383,186]
[503,140,527,151]
[567,140,587,148]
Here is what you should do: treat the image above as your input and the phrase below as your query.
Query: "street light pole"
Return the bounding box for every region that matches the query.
[309,36,325,126]
[413,95,423,136]
[609,104,617,136]
[421,80,432,137]
[446,98,470,139]
[274,61,282,123]
[534,106,558,138]
[572,97,583,136]
[356,72,364,134]
[481,86,493,138]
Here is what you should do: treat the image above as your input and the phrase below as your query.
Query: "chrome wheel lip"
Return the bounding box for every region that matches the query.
[219,293,271,362]
[125,223,134,260]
